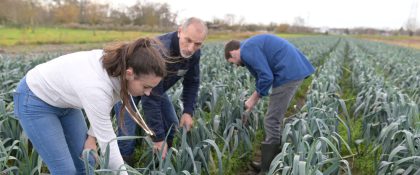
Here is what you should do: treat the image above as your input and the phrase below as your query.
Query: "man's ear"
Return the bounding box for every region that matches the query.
[229,50,236,58]
[177,26,182,37]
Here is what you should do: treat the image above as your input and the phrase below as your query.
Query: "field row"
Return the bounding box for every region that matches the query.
[1,36,419,174]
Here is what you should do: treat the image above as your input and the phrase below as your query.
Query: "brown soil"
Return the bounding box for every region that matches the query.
[0,42,107,55]
[366,38,420,49]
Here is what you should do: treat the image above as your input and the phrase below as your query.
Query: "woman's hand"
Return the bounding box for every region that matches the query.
[153,141,168,159]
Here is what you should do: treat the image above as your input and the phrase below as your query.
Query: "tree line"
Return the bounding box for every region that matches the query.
[0,0,414,35]
[0,0,312,33]
[0,0,177,30]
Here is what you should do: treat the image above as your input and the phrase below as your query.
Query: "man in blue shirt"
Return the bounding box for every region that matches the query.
[111,17,207,165]
[224,34,315,173]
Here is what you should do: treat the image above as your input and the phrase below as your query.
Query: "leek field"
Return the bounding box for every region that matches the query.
[1,36,419,175]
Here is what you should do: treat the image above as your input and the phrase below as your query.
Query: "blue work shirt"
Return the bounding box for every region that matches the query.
[240,34,315,96]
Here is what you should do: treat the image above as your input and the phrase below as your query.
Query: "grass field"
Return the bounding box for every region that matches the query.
[0,27,313,47]
[0,27,159,46]
[0,27,316,54]
[2,27,420,51]
[355,34,420,49]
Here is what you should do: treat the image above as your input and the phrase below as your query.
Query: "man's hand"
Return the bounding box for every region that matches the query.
[153,141,168,159]
[179,113,193,131]
[244,91,260,112]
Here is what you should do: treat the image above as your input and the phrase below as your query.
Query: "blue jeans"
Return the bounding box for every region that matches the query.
[13,77,95,175]
[115,93,178,157]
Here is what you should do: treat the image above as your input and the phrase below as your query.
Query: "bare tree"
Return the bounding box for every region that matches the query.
[224,14,236,26]
[0,0,177,30]
[275,23,290,33]
[293,16,305,27]
[0,0,44,27]
[50,0,80,24]
[84,1,108,25]
[109,9,131,26]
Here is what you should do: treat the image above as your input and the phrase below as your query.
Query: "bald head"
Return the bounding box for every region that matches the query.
[177,17,208,58]
[181,17,208,36]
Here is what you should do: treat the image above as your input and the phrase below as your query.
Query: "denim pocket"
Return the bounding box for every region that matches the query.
[13,92,21,118]
[25,93,51,112]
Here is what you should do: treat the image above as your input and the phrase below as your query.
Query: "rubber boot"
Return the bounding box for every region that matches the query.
[251,143,281,173]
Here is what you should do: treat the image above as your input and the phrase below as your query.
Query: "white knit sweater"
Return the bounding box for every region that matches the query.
[26,49,127,174]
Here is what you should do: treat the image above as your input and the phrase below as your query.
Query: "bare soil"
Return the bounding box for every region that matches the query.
[0,42,107,55]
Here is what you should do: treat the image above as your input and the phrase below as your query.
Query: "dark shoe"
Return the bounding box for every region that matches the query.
[167,139,173,148]
[250,161,274,175]
[122,155,135,167]
[260,143,281,173]
[250,161,261,172]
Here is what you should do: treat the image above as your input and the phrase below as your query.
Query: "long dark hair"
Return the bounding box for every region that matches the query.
[102,37,166,135]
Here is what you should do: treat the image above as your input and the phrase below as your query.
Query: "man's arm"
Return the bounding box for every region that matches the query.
[180,56,200,130]
[242,45,273,97]
[141,81,167,142]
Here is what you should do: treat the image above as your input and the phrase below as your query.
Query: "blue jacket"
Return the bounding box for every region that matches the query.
[142,32,201,141]
[240,34,315,96]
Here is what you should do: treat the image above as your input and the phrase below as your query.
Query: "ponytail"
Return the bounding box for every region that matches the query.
[102,37,166,136]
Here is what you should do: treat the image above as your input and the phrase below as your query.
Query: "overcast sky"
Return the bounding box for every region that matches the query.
[98,0,418,29]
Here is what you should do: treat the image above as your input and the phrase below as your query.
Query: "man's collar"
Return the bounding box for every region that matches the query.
[170,32,181,57]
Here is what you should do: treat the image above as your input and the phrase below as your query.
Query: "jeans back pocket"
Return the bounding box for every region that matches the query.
[13,92,21,118]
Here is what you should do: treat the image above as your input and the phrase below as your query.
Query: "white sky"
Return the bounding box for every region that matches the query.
[98,0,419,29]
